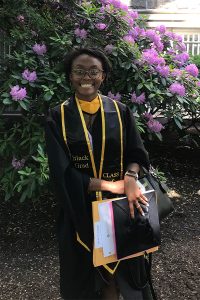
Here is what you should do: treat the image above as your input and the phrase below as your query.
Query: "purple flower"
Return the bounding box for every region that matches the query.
[164,31,174,39]
[130,27,145,39]
[142,49,165,65]
[170,69,183,77]
[128,10,138,20]
[155,25,166,34]
[174,52,189,65]
[74,28,87,39]
[95,23,107,30]
[10,85,27,101]
[175,42,186,52]
[197,81,200,87]
[167,48,175,55]
[174,33,183,42]
[155,41,164,52]
[107,91,121,101]
[155,65,170,77]
[131,92,146,104]
[147,119,164,133]
[22,69,37,82]
[104,44,114,54]
[32,43,47,56]
[169,83,186,96]
[185,64,199,77]
[110,0,122,9]
[123,16,134,27]
[143,112,153,120]
[12,157,25,170]
[120,3,128,11]
[17,15,25,23]
[123,35,135,44]
[146,29,157,41]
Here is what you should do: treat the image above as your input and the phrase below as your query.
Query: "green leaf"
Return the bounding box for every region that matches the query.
[137,83,143,90]
[177,96,183,103]
[3,98,12,105]
[5,193,12,201]
[44,92,53,101]
[20,190,28,203]
[19,100,29,110]
[154,132,163,141]
[11,75,21,80]
[1,92,9,97]
[21,79,28,84]
[161,77,166,86]
[173,117,182,129]
[166,93,173,97]
[148,94,155,99]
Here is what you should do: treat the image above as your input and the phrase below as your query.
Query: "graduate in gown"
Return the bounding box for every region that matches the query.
[45,48,155,300]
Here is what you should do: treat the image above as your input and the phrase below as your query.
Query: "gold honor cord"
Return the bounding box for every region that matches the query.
[75,94,105,201]
[61,98,123,274]
[61,102,67,144]
[113,100,123,180]
[61,101,91,252]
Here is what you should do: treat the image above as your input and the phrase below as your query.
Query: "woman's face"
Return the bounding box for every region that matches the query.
[70,54,106,101]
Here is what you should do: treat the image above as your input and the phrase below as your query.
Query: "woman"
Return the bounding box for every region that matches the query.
[45,48,154,300]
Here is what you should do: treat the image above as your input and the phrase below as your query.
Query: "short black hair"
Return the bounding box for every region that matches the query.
[63,47,112,81]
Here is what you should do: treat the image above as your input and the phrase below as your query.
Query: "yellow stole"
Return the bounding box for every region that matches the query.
[77,96,100,114]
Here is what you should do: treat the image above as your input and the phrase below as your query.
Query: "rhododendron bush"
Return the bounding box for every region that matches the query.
[0,0,200,202]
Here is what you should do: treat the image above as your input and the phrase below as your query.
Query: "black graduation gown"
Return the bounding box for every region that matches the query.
[44,96,151,299]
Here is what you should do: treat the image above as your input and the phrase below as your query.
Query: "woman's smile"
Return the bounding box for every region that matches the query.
[70,54,105,101]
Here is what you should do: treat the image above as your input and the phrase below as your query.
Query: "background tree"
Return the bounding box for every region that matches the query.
[0,0,199,202]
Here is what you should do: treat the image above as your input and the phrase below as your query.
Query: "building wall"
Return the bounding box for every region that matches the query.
[129,0,200,55]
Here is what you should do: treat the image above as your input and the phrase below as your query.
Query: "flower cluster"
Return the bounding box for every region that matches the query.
[143,113,164,133]
[95,23,107,30]
[155,65,170,77]
[10,85,27,101]
[147,119,164,133]
[185,64,199,77]
[131,92,146,104]
[12,157,25,170]
[142,49,165,66]
[104,44,114,54]
[32,43,47,56]
[169,83,186,97]
[22,69,37,82]
[74,28,88,39]
[107,91,121,101]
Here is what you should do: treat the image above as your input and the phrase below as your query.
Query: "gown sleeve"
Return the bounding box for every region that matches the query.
[44,107,93,246]
[124,106,150,170]
[44,108,96,298]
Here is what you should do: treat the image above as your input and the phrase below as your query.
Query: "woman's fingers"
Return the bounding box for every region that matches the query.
[128,194,149,218]
[138,194,149,206]
[128,201,135,219]
[134,200,145,216]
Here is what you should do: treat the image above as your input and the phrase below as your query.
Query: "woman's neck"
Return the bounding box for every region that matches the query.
[75,93,98,102]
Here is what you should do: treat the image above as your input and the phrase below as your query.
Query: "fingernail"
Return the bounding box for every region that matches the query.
[146,203,149,207]
[142,212,145,216]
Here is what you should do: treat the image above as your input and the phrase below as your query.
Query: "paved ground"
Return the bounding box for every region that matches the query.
[0,146,199,300]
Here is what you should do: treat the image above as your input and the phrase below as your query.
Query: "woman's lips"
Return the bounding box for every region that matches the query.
[80,83,93,88]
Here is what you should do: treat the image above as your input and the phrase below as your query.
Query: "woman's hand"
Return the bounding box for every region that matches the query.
[124,175,148,218]
[88,178,124,194]
[108,180,125,194]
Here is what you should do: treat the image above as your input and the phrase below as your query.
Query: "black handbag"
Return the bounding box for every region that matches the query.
[112,191,161,259]
[139,166,174,221]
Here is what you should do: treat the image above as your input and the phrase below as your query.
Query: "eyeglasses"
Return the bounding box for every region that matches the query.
[71,68,104,79]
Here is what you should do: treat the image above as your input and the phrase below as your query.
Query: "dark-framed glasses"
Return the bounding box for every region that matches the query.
[71,68,104,79]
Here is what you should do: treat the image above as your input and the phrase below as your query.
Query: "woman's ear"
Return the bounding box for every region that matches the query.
[101,72,106,82]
